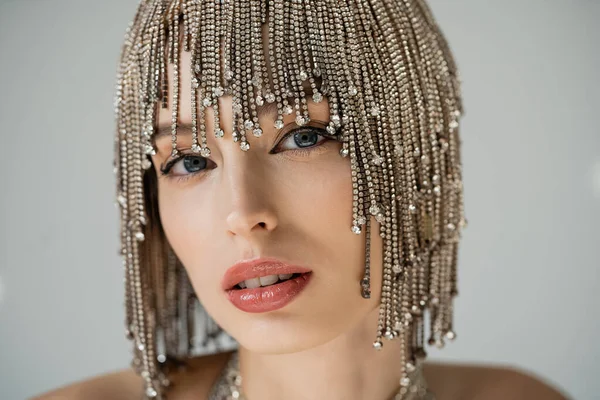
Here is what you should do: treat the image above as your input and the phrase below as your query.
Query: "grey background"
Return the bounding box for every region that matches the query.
[0,0,598,399]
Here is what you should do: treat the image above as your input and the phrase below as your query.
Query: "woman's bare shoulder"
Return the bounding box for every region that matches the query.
[30,368,144,400]
[423,361,569,400]
[29,351,233,400]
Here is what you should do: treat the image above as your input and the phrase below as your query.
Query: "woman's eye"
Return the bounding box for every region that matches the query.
[277,129,327,151]
[162,154,208,177]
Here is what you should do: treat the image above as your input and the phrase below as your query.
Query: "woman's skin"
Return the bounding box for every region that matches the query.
[31,32,569,400]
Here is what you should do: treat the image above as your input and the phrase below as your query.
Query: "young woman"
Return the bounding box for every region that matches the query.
[34,0,567,399]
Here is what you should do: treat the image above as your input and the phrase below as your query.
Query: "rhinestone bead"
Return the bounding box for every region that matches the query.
[445,330,457,341]
[299,70,308,81]
[157,354,166,363]
[191,144,201,153]
[265,92,275,103]
[373,340,383,350]
[357,216,366,225]
[141,159,152,170]
[449,120,459,129]
[331,114,341,126]
[413,147,421,157]
[370,105,381,116]
[295,115,307,126]
[171,149,178,157]
[284,104,293,114]
[240,141,250,151]
[203,97,212,107]
[255,95,264,106]
[200,147,211,157]
[274,119,284,129]
[244,120,254,130]
[144,145,156,156]
[375,213,385,223]
[433,186,441,196]
[135,231,145,241]
[339,147,349,157]
[145,387,157,398]
[253,128,263,137]
[117,195,127,207]
[213,86,224,96]
[400,377,411,387]
[192,77,200,88]
[224,70,233,80]
[409,204,417,214]
[447,223,456,231]
[392,264,401,274]
[406,362,416,373]
[327,124,337,135]
[384,330,394,340]
[351,225,362,235]
[369,204,380,215]
[372,154,384,166]
[432,174,441,184]
[312,92,323,103]
[348,85,358,96]
[233,103,242,113]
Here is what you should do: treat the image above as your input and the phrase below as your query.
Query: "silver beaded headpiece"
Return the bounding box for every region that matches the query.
[114,0,466,398]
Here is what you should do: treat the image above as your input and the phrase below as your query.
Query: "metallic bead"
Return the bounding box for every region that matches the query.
[369,204,381,215]
[445,330,457,341]
[213,86,224,97]
[372,154,384,166]
[144,145,156,156]
[331,114,341,126]
[200,147,211,157]
[295,115,308,126]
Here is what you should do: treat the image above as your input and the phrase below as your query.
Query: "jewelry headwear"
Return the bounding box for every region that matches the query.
[113,0,466,398]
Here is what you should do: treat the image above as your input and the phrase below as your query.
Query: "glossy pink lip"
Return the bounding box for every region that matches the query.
[222,257,313,313]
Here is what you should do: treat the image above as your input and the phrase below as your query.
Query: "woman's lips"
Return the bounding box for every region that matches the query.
[222,258,313,313]
[226,272,312,313]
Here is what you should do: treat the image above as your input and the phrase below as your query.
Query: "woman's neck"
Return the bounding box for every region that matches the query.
[237,306,409,400]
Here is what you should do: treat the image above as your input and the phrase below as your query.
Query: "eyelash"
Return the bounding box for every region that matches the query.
[159,127,335,183]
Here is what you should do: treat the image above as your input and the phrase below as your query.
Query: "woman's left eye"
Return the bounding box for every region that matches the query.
[276,128,328,152]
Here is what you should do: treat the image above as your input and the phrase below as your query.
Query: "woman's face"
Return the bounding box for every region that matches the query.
[151,50,383,354]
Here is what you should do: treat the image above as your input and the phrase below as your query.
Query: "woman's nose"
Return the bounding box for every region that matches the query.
[223,154,278,238]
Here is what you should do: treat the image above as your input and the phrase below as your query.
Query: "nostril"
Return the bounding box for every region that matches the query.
[258,222,267,228]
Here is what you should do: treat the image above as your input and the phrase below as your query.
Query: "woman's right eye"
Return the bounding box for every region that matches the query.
[161,154,209,177]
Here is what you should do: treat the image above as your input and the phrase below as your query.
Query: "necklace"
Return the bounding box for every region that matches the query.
[208,351,435,400]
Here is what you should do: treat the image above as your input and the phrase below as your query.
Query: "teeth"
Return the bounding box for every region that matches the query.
[243,277,261,289]
[259,274,279,286]
[238,273,298,289]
